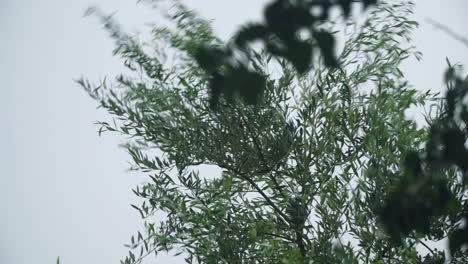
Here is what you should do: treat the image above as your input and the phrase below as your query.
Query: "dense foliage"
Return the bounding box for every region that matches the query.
[81,0,467,263]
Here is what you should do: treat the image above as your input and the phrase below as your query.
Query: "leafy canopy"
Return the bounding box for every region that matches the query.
[81,0,467,263]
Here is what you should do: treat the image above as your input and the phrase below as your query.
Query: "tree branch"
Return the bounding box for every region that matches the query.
[233,105,289,199]
[218,162,291,225]
[427,18,468,47]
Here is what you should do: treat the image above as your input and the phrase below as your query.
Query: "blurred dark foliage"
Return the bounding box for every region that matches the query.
[378,151,455,243]
[192,0,378,107]
[417,250,446,264]
[379,61,468,257]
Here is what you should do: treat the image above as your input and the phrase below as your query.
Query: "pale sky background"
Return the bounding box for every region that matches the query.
[1,1,468,263]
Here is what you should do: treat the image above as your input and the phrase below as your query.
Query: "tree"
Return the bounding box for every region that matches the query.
[81,0,464,262]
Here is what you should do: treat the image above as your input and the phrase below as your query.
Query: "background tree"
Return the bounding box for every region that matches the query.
[81,0,464,262]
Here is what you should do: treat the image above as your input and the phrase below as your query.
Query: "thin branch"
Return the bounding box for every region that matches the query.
[263,232,294,242]
[218,163,291,225]
[426,18,468,47]
[416,238,436,256]
[233,105,289,199]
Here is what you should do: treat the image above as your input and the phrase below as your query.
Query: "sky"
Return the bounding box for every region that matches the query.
[1,0,468,263]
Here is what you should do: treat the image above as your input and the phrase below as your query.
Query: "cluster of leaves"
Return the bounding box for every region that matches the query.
[378,61,468,261]
[81,1,467,262]
[191,0,379,107]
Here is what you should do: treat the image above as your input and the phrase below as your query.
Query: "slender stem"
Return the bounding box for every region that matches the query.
[263,232,294,242]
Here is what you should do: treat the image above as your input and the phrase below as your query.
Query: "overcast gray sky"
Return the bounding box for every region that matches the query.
[1,1,468,263]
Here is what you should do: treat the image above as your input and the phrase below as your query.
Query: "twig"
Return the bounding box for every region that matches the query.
[233,105,289,199]
[218,163,291,225]
[418,238,436,256]
[426,18,468,47]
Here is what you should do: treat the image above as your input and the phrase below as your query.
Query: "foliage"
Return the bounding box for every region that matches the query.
[190,0,379,107]
[81,0,466,263]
